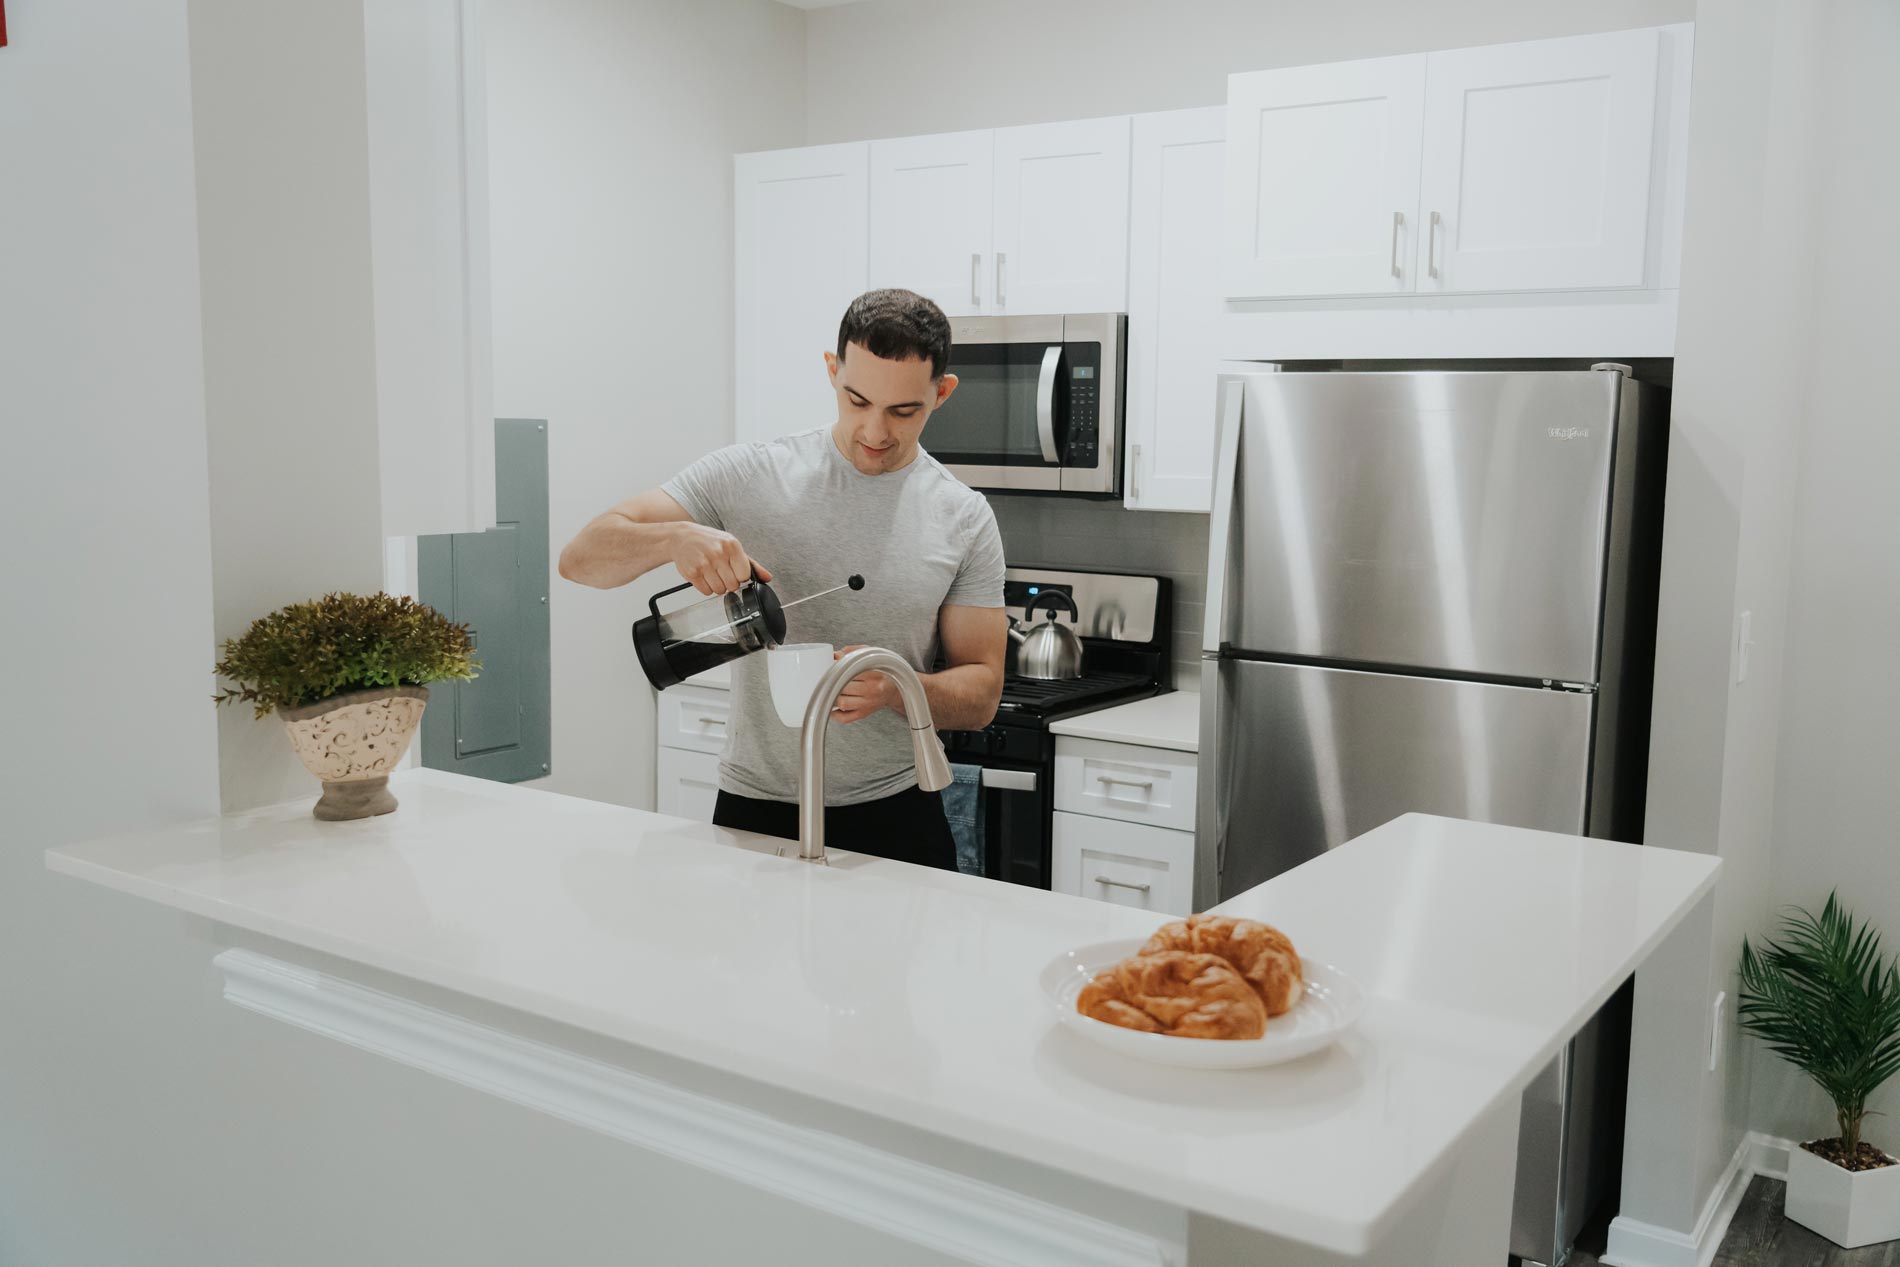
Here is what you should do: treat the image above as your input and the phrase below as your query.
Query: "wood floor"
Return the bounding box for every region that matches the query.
[1568,1177,1900,1267]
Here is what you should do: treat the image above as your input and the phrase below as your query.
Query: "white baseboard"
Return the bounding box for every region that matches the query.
[1601,1130,1790,1267]
[1748,1133,1794,1181]
[214,949,1171,1267]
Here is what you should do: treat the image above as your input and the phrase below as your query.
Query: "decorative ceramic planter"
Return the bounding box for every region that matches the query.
[278,686,429,821]
[1785,1138,1900,1248]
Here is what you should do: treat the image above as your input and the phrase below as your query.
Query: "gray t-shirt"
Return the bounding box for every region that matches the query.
[662,427,1005,805]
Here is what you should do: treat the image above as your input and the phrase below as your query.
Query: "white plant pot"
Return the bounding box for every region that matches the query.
[1785,1139,1900,1248]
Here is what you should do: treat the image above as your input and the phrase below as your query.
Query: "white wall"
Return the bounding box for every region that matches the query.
[485,0,807,809]
[1751,0,1900,1146]
[803,0,1694,143]
[189,0,391,813]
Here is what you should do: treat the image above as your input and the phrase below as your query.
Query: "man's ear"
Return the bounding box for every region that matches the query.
[935,372,959,405]
[824,350,841,383]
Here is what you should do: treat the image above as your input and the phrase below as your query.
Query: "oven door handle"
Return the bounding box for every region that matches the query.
[980,768,1038,792]
[1034,345,1062,464]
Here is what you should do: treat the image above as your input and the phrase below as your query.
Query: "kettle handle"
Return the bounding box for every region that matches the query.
[1028,589,1078,621]
[647,566,764,620]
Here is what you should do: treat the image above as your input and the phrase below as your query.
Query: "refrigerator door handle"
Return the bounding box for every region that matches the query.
[1202,379,1246,656]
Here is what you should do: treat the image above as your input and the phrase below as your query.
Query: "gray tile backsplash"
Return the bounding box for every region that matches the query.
[985,495,1209,686]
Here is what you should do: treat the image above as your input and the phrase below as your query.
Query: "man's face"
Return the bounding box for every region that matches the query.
[826,342,958,475]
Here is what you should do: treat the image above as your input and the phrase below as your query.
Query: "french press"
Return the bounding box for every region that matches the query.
[632,572,787,690]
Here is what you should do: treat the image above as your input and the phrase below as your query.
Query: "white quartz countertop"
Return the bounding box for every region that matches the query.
[45,770,1716,1254]
[1047,688,1200,752]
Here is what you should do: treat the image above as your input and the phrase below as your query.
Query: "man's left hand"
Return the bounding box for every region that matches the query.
[831,645,904,723]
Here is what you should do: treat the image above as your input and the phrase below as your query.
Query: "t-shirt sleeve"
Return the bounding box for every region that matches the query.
[945,497,1007,608]
[659,443,764,532]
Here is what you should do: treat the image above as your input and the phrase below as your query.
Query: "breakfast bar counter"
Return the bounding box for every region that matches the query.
[45,769,1718,1266]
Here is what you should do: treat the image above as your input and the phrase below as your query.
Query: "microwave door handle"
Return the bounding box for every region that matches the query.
[1035,345,1061,463]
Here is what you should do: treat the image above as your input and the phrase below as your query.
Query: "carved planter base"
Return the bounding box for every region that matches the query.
[278,686,429,821]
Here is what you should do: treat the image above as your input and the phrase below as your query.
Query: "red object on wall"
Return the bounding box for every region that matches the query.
[1,1,9,49]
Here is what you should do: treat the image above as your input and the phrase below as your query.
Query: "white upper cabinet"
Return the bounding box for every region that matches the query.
[1126,108,1226,513]
[992,117,1132,314]
[1223,56,1426,300]
[1418,27,1660,293]
[868,131,994,317]
[362,0,496,536]
[734,143,868,446]
[1224,27,1675,302]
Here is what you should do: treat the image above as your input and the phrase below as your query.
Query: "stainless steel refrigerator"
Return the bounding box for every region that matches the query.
[1195,367,1668,1267]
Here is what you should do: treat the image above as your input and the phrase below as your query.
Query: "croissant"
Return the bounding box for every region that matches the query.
[1141,914,1304,1016]
[1076,951,1267,1039]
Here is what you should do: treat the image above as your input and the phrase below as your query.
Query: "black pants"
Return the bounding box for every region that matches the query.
[713,785,957,871]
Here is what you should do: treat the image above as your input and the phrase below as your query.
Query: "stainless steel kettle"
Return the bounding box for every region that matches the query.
[1008,591,1084,680]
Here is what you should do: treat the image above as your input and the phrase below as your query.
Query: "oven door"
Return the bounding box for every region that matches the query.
[932,315,1068,492]
[974,764,1051,889]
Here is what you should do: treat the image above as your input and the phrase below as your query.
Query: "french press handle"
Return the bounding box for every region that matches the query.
[647,567,762,620]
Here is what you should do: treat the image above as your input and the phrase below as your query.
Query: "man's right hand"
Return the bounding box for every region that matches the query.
[672,522,772,595]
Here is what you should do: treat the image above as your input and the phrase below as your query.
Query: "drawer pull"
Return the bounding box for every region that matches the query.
[1096,775,1153,791]
[696,717,726,729]
[1095,876,1152,893]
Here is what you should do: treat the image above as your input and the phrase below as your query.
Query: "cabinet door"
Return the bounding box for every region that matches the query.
[1051,812,1194,916]
[1418,28,1659,293]
[657,747,722,821]
[991,117,1131,314]
[1223,55,1426,299]
[1126,108,1225,512]
[735,143,868,445]
[868,131,993,317]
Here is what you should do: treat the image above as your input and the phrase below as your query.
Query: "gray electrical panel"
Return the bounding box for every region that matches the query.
[418,419,551,782]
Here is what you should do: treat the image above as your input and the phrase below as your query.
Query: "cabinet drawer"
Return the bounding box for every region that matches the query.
[656,747,721,822]
[1051,812,1194,916]
[657,685,731,755]
[1054,736,1197,831]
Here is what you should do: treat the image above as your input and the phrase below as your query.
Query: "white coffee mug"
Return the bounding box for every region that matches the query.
[768,643,835,727]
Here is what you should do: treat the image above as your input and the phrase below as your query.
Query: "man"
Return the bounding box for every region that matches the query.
[559,289,1008,868]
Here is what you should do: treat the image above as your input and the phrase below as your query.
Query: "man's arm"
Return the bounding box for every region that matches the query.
[557,488,772,594]
[831,605,1007,731]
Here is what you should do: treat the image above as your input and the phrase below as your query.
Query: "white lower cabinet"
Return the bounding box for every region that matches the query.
[1052,735,1199,915]
[655,672,730,822]
[657,747,721,822]
[1052,812,1195,916]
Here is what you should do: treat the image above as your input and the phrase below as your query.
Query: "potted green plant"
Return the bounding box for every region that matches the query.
[1739,892,1900,1248]
[213,592,478,821]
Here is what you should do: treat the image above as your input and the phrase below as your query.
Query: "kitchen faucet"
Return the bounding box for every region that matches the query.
[790,646,953,864]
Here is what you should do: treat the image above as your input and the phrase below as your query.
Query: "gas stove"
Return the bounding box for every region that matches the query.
[939,567,1171,890]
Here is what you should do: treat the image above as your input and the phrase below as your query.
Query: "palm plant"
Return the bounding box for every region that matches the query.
[1739,893,1900,1157]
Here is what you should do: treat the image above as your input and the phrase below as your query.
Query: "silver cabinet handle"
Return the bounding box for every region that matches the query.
[1130,443,1142,503]
[980,768,1037,792]
[995,252,1007,307]
[1427,210,1442,280]
[1390,210,1404,279]
[1096,876,1152,894]
[697,716,726,728]
[1034,345,1061,463]
[1096,775,1154,791]
[971,253,982,307]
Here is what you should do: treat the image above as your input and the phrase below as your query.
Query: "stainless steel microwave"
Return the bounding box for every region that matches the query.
[929,313,1125,495]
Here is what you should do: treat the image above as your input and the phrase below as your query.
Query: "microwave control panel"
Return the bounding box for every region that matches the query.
[1065,342,1100,466]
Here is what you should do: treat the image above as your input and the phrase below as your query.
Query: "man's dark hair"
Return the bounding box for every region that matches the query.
[836,288,952,380]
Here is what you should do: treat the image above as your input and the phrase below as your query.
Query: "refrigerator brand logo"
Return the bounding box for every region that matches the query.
[1547,426,1592,441]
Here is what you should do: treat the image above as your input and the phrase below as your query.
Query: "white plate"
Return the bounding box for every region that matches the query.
[1041,938,1365,1069]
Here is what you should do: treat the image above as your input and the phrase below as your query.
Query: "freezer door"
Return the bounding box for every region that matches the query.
[1199,658,1593,903]
[1214,370,1620,684]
